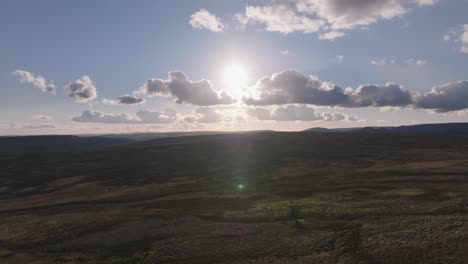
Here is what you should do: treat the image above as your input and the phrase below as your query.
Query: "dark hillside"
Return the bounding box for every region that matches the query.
[0,132,467,263]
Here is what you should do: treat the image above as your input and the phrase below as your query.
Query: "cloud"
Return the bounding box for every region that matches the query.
[461,46,468,54]
[243,70,412,108]
[319,31,345,40]
[296,0,408,30]
[72,108,177,124]
[414,81,468,112]
[72,110,138,124]
[135,109,177,124]
[337,55,344,62]
[236,0,437,38]
[370,59,395,66]
[236,5,325,34]
[444,24,468,54]
[190,9,224,32]
[370,58,427,66]
[32,115,53,121]
[22,124,56,129]
[247,105,357,121]
[243,70,349,106]
[65,75,97,102]
[138,72,235,106]
[183,107,225,123]
[13,70,56,93]
[281,49,289,55]
[461,24,468,53]
[413,0,439,6]
[406,58,427,65]
[102,95,145,105]
[348,83,413,107]
[194,107,223,123]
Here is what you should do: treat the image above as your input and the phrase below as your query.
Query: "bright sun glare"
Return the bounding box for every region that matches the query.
[223,64,248,98]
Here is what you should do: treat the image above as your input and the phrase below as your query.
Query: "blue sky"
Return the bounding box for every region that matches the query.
[1,0,468,135]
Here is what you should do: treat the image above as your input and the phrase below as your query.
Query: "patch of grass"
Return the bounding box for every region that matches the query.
[224,198,387,221]
[381,188,425,197]
[114,249,156,264]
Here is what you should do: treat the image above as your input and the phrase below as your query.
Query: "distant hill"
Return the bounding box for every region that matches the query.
[305,122,468,133]
[0,135,133,155]
[0,131,274,155]
[87,131,234,142]
[82,130,274,142]
[2,123,467,155]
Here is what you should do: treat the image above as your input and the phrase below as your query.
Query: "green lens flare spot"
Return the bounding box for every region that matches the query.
[237,183,245,190]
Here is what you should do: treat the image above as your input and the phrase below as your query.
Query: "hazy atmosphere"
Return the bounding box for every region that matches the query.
[2,0,468,135]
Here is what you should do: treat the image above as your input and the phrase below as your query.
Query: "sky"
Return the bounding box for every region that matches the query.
[1,0,468,135]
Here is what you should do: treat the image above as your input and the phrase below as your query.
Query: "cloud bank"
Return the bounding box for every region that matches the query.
[243,70,412,108]
[72,109,177,124]
[247,105,356,122]
[243,70,468,114]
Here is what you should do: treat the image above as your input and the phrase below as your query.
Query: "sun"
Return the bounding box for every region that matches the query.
[223,64,248,98]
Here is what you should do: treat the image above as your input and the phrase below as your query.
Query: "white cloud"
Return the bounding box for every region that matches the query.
[370,59,395,66]
[406,58,427,65]
[72,108,177,124]
[13,70,56,94]
[236,0,438,39]
[138,72,235,106]
[297,0,409,30]
[444,24,468,54]
[65,75,97,102]
[413,0,439,6]
[461,46,468,54]
[337,55,344,63]
[462,24,468,43]
[247,105,357,122]
[461,24,468,53]
[371,58,427,66]
[319,30,346,40]
[190,9,224,32]
[236,5,324,34]
[281,49,289,55]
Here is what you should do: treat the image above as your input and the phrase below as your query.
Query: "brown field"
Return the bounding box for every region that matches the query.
[0,132,467,263]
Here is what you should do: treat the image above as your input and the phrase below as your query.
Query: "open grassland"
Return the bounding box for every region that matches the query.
[0,132,467,263]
